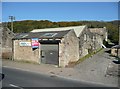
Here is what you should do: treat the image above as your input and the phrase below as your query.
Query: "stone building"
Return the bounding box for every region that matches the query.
[89,27,107,50]
[12,25,107,67]
[2,27,15,48]
[31,25,93,58]
[111,45,120,57]
[2,27,15,59]
[13,30,79,67]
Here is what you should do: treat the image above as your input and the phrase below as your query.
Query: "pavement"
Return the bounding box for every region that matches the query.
[2,48,120,87]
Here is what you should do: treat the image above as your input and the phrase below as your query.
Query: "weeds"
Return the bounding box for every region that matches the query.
[75,48,103,65]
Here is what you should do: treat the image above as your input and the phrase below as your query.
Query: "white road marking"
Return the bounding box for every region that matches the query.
[9,84,19,87]
[9,84,24,89]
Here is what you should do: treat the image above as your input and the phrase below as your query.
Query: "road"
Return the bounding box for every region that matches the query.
[2,67,111,88]
[74,48,118,86]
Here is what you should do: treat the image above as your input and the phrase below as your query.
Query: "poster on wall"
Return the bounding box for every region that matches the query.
[31,38,39,48]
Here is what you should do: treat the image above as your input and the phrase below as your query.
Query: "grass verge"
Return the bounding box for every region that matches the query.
[67,48,103,67]
[76,48,103,65]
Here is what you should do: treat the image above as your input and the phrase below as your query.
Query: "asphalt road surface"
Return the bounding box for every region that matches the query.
[2,67,113,88]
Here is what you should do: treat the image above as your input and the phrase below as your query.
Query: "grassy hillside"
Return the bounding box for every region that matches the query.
[3,20,119,44]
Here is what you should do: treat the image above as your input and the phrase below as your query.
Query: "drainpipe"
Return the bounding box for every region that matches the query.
[12,39,14,61]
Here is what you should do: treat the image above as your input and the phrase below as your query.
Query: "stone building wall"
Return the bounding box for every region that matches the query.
[111,45,120,57]
[2,48,12,59]
[2,27,14,48]
[0,27,2,59]
[111,48,120,57]
[13,39,40,63]
[78,27,105,58]
[89,27,107,50]
[79,27,94,58]
[111,48,118,56]
[2,27,15,59]
[59,30,79,67]
[94,34,103,50]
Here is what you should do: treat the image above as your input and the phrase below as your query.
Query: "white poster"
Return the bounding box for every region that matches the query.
[19,42,31,46]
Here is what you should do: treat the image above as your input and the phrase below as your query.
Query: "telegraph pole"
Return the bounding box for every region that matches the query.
[118,25,120,45]
[9,16,15,32]
[118,1,120,58]
[118,25,120,58]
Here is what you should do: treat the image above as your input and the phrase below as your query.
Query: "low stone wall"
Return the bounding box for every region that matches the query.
[111,48,120,57]
[2,48,12,59]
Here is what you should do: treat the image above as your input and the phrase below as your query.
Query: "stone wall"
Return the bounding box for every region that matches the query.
[94,34,103,50]
[111,48,117,56]
[2,27,14,48]
[0,27,2,59]
[2,48,12,59]
[118,49,120,58]
[89,27,107,50]
[111,45,120,58]
[78,27,105,58]
[79,27,107,58]
[2,27,15,59]
[89,27,107,41]
[59,30,79,67]
[79,27,94,58]
[111,48,120,57]
[13,39,40,63]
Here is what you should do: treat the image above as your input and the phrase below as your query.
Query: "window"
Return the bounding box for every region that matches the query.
[19,34,28,38]
[93,36,95,41]
[43,33,57,37]
[84,34,87,41]
[115,49,118,53]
